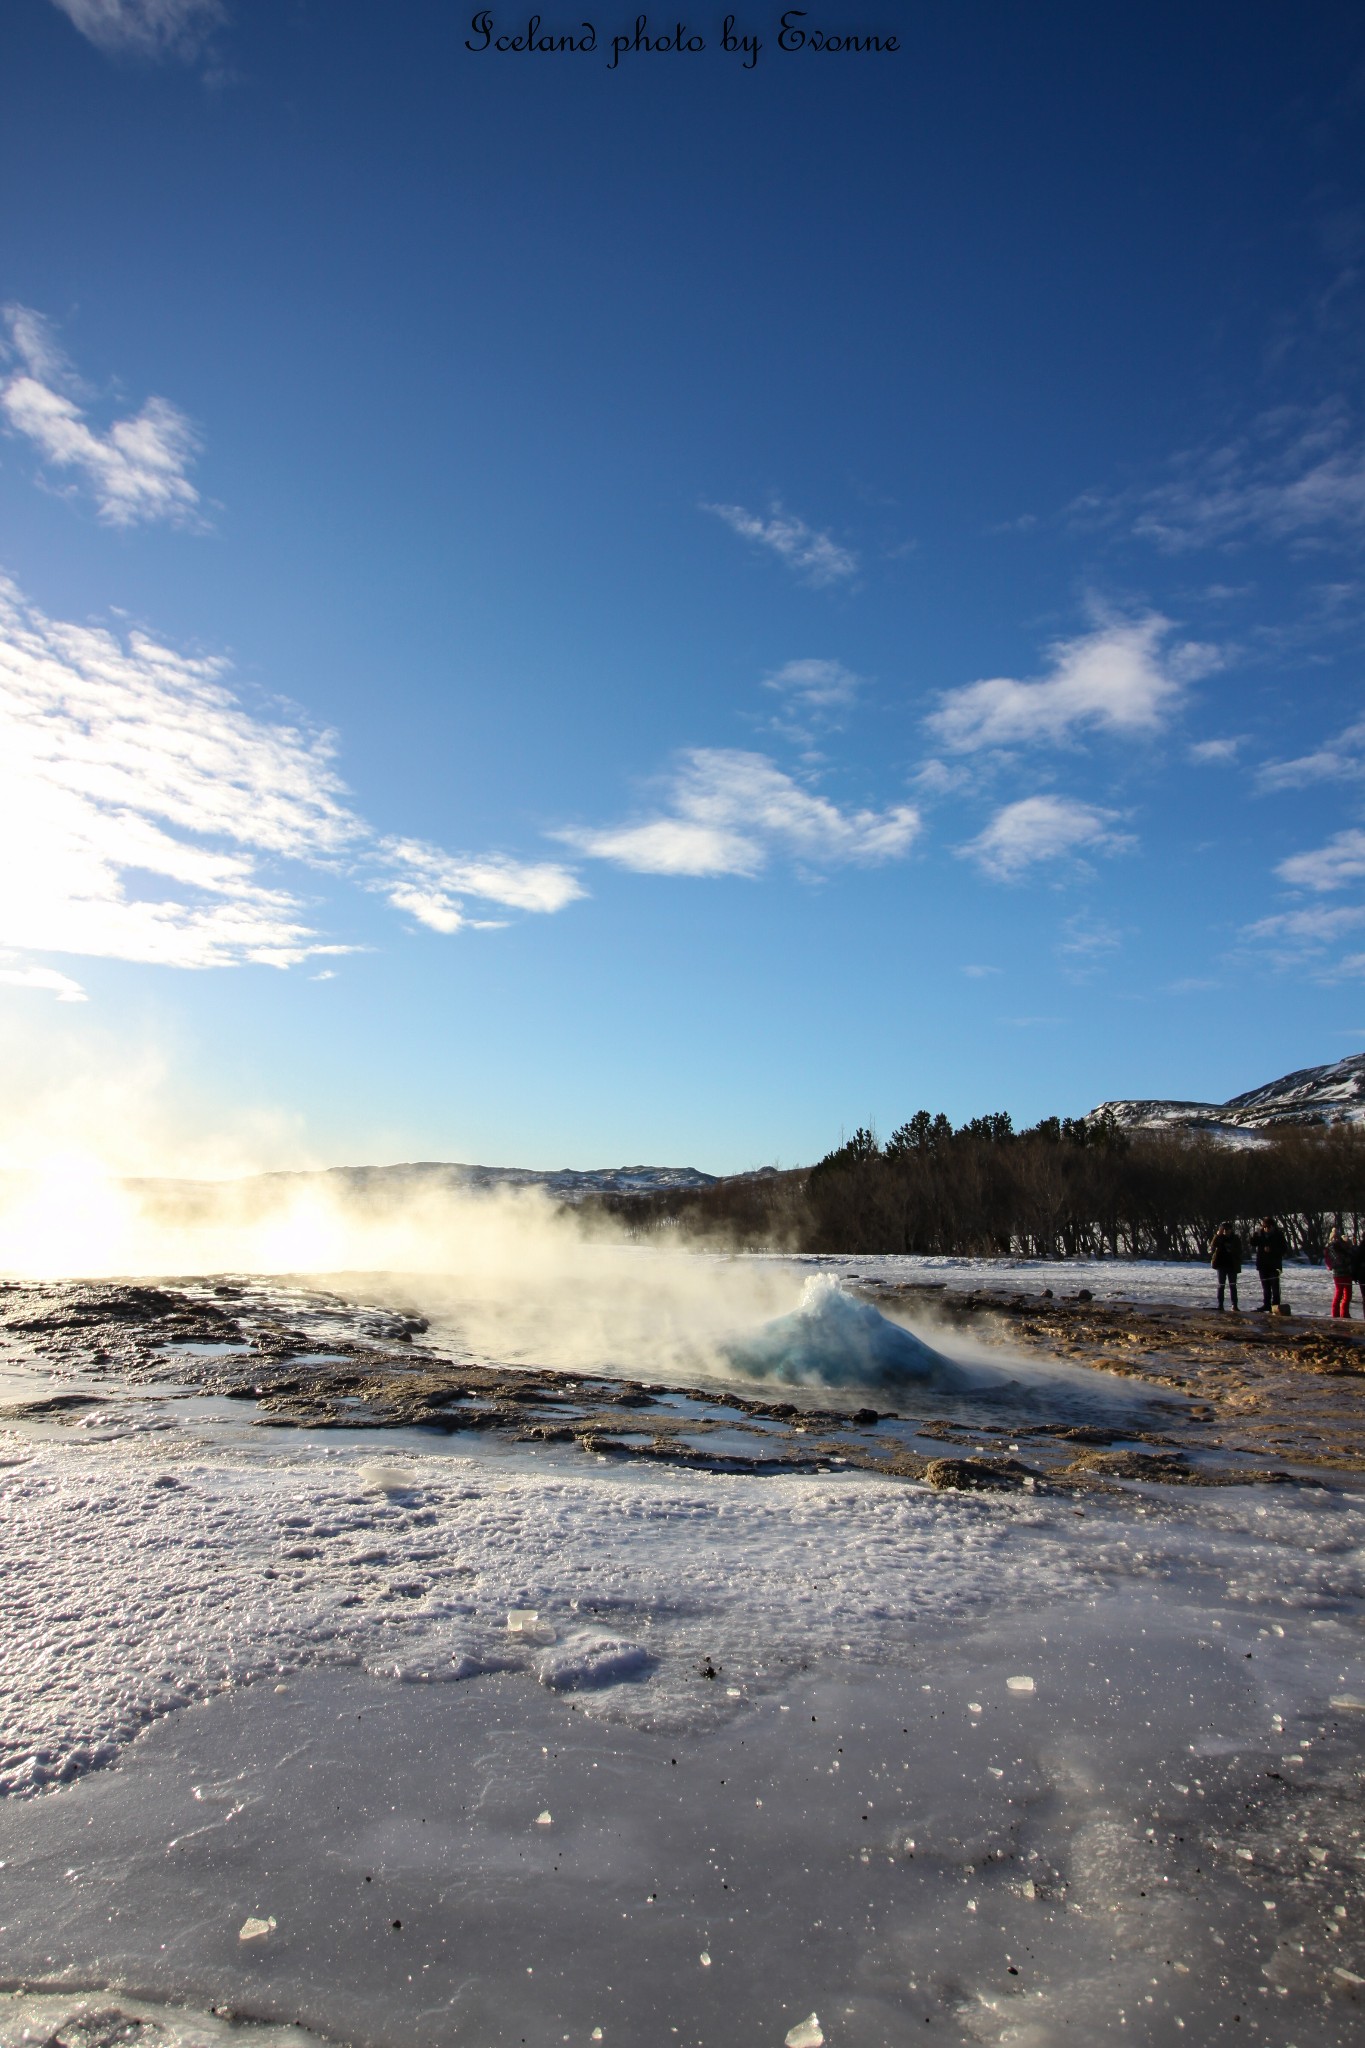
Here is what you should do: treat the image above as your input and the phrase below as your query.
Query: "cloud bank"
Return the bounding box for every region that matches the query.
[557,747,919,878]
[1,307,202,528]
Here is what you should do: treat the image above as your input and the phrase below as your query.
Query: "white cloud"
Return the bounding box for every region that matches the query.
[1087,401,1365,553]
[1240,901,1365,977]
[1188,736,1243,765]
[1057,914,1122,957]
[1,307,202,528]
[1244,903,1365,946]
[909,757,974,796]
[961,963,1001,978]
[704,503,859,585]
[378,840,584,932]
[960,796,1132,880]
[0,575,582,981]
[927,616,1208,752]
[557,748,920,878]
[0,960,87,1003]
[1257,720,1365,791]
[1276,829,1365,892]
[49,0,225,60]
[763,658,862,710]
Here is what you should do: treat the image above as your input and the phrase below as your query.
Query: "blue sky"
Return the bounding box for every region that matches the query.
[2,0,1364,1174]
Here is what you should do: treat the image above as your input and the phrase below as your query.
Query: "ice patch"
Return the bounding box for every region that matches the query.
[357,1461,420,1495]
[720,1275,995,1392]
[0,1993,315,2048]
[535,1630,653,1691]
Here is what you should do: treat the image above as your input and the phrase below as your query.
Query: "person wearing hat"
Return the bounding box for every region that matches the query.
[1209,1220,1243,1311]
[1325,1226,1355,1319]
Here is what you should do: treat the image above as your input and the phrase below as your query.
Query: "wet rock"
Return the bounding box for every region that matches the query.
[1064,1449,1193,1481]
[923,1456,1037,1492]
[0,1392,106,1419]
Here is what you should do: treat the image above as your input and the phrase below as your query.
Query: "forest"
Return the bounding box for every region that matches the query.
[577,1112,1365,1259]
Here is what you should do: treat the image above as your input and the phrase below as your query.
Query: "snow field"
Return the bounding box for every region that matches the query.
[1,1427,1362,1800]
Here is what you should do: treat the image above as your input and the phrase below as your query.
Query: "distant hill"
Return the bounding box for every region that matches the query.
[1090,1054,1365,1139]
[122,1159,723,1209]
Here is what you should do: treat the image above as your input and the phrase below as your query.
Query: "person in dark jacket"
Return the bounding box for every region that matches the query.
[1209,1220,1243,1311]
[1250,1217,1287,1311]
[1325,1227,1355,1319]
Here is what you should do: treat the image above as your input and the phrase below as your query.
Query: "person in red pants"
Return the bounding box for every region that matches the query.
[1325,1227,1355,1318]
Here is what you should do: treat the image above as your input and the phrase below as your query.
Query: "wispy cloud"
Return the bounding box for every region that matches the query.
[377,840,585,934]
[1057,914,1122,958]
[0,575,581,982]
[1276,829,1365,892]
[1257,720,1365,791]
[763,658,861,710]
[927,616,1211,752]
[760,657,863,748]
[1,306,202,528]
[556,748,919,878]
[959,795,1132,880]
[1082,401,1365,553]
[49,0,225,61]
[0,958,87,1003]
[704,502,859,586]
[1188,736,1243,765]
[1240,901,1365,978]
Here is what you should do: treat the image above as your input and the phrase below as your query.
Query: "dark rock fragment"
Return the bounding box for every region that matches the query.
[923,1456,1036,1492]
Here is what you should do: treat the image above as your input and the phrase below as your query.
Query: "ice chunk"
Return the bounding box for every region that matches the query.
[719,1276,988,1393]
[785,2017,824,2048]
[1007,1674,1036,1693]
[535,1810,552,1826]
[507,1608,540,1633]
[1330,1693,1365,1710]
[357,1463,418,1495]
[535,1631,652,1692]
[239,1914,276,1941]
[700,1952,712,1967]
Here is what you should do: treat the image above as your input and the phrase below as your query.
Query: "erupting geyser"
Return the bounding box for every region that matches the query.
[719,1274,997,1392]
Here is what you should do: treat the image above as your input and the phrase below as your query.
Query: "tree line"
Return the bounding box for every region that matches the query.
[576,1112,1365,1259]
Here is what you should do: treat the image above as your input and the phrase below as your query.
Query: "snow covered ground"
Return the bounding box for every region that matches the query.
[757,1251,1339,1319]
[1,1264,1363,2046]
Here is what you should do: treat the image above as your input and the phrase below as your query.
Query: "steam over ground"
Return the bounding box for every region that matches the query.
[0,1168,1154,1414]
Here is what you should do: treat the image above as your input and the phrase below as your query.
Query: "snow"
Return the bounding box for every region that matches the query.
[1,1268,1364,2044]
[750,1249,1340,1316]
[1092,1050,1365,1131]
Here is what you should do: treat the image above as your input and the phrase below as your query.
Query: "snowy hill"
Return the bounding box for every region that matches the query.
[123,1159,723,1209]
[306,1160,721,1204]
[1091,1053,1365,1136]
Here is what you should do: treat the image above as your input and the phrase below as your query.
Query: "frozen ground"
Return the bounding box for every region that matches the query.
[750,1253,1339,1319]
[1,1265,1363,2046]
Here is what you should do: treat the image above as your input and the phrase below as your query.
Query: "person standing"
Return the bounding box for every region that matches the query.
[1326,1227,1355,1319]
[1250,1215,1287,1312]
[1209,1220,1243,1311]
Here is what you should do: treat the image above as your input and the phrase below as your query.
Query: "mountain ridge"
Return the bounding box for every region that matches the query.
[1090,1053,1365,1137]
